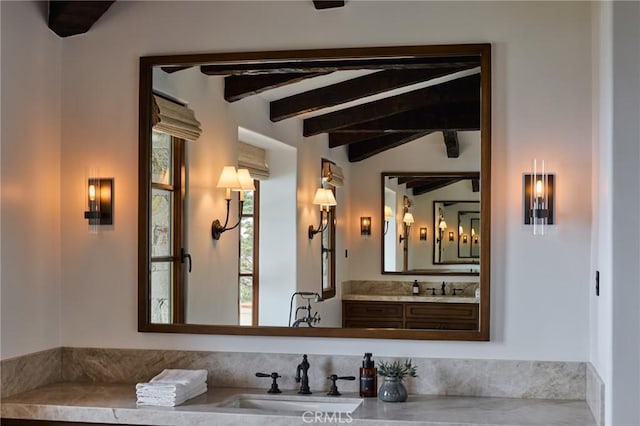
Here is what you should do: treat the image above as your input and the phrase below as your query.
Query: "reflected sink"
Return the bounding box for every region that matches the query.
[219,394,363,414]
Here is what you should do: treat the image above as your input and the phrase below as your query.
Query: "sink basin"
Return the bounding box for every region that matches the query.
[219,394,363,414]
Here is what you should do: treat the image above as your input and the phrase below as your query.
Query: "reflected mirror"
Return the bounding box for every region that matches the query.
[139,44,491,340]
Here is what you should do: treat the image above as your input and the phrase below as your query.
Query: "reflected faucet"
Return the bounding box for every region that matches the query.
[289,292,322,327]
[441,281,447,295]
[295,354,312,394]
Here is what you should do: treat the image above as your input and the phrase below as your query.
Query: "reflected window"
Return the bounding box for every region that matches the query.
[238,181,259,325]
[150,130,185,324]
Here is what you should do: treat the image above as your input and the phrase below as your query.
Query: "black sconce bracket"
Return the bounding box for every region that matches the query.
[84,178,113,225]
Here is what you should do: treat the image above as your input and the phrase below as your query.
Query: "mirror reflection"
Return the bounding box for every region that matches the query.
[139,45,491,339]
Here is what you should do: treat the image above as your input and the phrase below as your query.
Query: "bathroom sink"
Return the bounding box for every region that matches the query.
[219,394,363,414]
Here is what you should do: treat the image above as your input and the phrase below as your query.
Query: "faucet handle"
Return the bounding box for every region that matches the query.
[256,372,282,394]
[452,288,464,296]
[326,374,356,396]
[426,287,437,296]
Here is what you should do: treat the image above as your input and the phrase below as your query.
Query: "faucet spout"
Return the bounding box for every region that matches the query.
[441,281,447,295]
[295,354,312,394]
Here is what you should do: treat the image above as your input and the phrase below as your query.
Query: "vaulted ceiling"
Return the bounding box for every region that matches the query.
[48,0,482,163]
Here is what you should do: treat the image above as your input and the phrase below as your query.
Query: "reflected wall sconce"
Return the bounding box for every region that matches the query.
[473,235,479,244]
[436,219,447,243]
[360,217,371,236]
[398,212,414,244]
[383,205,392,235]
[448,231,454,241]
[211,166,255,240]
[463,234,468,244]
[308,188,337,239]
[419,227,427,241]
[523,159,555,235]
[84,178,114,226]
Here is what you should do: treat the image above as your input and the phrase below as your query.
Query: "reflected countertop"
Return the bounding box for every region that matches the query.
[342,294,479,303]
[1,382,596,426]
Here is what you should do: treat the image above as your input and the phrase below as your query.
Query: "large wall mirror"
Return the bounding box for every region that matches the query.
[139,44,491,340]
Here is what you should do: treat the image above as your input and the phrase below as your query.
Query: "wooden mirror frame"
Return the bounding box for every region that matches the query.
[138,44,491,341]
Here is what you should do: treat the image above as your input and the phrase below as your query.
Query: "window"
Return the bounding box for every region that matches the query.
[150,130,185,324]
[239,181,259,326]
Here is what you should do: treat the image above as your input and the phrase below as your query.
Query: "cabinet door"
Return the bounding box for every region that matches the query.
[404,303,479,330]
[342,301,403,328]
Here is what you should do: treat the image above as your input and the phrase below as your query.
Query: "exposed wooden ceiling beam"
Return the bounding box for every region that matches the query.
[270,67,474,122]
[472,178,480,192]
[303,73,480,136]
[330,102,480,133]
[161,66,193,74]
[313,0,345,9]
[412,178,464,196]
[48,1,115,37]
[328,132,386,148]
[442,131,460,158]
[224,72,329,102]
[199,57,479,76]
[347,132,431,162]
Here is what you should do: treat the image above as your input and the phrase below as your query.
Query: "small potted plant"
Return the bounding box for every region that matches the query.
[377,359,418,402]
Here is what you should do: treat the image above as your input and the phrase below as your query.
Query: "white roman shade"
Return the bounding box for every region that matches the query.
[238,142,269,179]
[152,94,202,141]
[322,160,344,187]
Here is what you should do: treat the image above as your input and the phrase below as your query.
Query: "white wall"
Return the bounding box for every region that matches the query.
[0,1,589,362]
[0,1,62,359]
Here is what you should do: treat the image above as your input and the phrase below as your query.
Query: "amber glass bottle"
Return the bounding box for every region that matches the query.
[359,352,377,397]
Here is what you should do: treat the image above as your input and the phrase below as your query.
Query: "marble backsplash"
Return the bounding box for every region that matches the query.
[0,348,61,398]
[343,280,479,297]
[2,347,586,401]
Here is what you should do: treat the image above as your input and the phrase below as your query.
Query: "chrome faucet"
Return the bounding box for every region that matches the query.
[295,354,312,394]
[441,281,447,295]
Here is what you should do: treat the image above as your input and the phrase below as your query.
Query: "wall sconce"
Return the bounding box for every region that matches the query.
[383,205,392,235]
[473,235,479,244]
[360,217,371,236]
[419,227,427,241]
[436,219,447,243]
[84,178,113,226]
[308,188,337,239]
[463,234,468,244]
[211,166,255,240]
[398,212,414,244]
[448,231,454,241]
[524,159,555,235]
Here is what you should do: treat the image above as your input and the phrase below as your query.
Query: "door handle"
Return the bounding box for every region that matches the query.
[180,248,192,273]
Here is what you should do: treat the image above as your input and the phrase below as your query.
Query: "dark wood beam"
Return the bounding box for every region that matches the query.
[199,56,480,76]
[304,73,480,136]
[443,131,460,158]
[48,1,115,37]
[313,0,345,9]
[161,66,193,74]
[224,73,329,102]
[472,178,480,193]
[271,67,473,122]
[347,132,431,162]
[412,178,464,196]
[328,132,387,148]
[332,102,480,133]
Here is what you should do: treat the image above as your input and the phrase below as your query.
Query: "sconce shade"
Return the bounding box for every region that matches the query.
[439,220,447,230]
[419,227,427,240]
[384,205,393,221]
[84,178,113,226]
[360,217,371,236]
[402,212,415,225]
[236,168,256,191]
[523,159,555,235]
[312,188,337,209]
[216,166,241,190]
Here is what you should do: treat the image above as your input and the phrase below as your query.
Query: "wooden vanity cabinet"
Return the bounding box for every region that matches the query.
[342,301,479,330]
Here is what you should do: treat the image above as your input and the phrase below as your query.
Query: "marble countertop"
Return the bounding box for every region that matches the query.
[342,294,480,303]
[1,382,596,426]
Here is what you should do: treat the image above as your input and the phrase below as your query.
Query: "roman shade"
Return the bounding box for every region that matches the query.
[238,142,269,178]
[152,94,202,141]
[322,160,344,187]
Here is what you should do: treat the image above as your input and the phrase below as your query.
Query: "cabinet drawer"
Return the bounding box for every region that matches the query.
[405,303,478,321]
[405,320,479,330]
[343,301,403,319]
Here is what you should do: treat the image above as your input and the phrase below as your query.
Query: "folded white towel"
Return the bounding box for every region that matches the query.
[135,369,208,407]
[136,383,207,407]
[149,369,207,386]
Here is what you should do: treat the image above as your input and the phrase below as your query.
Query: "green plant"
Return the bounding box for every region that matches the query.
[377,359,418,380]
